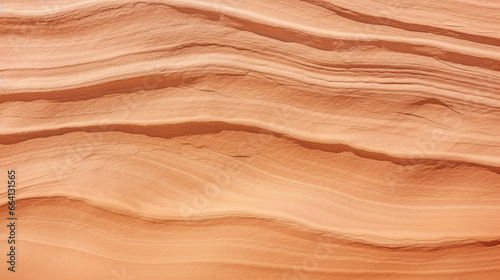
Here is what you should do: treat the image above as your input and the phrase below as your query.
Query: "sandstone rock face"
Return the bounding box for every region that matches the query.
[1,0,499,279]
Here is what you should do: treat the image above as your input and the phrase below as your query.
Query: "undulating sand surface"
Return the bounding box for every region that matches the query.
[1,0,500,279]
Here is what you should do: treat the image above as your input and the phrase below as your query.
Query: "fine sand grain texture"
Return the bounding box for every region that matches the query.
[1,0,499,279]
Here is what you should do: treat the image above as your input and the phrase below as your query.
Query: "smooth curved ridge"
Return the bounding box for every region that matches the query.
[0,0,499,279]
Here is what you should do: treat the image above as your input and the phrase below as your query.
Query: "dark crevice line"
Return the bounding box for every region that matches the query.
[1,1,499,71]
[1,121,499,175]
[302,0,500,46]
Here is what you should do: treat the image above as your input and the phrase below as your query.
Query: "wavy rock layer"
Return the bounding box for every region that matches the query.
[1,0,500,279]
